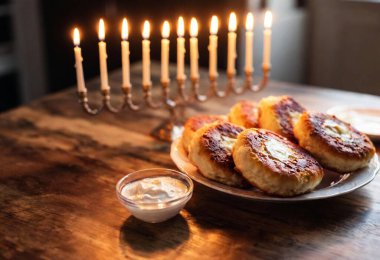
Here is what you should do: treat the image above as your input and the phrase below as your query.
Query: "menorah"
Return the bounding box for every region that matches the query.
[73,11,273,141]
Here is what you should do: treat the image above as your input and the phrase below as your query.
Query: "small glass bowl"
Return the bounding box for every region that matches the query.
[116,168,193,223]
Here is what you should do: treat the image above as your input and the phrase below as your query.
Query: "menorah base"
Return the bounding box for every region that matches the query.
[150,120,184,142]
[77,68,271,143]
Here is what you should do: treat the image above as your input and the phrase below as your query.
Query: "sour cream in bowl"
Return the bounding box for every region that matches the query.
[116,168,193,223]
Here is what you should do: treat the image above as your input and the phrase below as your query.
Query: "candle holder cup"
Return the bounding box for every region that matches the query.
[77,66,271,142]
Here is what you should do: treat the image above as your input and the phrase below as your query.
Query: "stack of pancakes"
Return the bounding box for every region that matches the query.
[183,96,376,197]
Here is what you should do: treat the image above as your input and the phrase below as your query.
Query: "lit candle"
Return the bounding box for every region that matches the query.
[263,10,272,70]
[161,21,170,83]
[189,18,199,80]
[227,12,237,75]
[245,12,254,73]
[209,15,219,78]
[98,19,110,91]
[142,20,151,87]
[121,18,131,87]
[177,17,186,81]
[73,28,86,92]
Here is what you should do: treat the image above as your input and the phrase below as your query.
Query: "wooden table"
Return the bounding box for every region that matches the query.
[1,63,380,259]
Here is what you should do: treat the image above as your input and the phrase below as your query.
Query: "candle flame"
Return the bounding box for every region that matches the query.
[264,10,272,29]
[73,28,80,46]
[122,18,129,40]
[98,18,105,41]
[162,21,170,38]
[228,12,237,32]
[142,20,150,39]
[210,15,218,35]
[246,12,254,31]
[177,16,185,37]
[190,18,198,37]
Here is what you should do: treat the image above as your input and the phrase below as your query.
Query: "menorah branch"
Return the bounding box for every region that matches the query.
[143,85,163,109]
[226,73,243,95]
[77,91,103,115]
[77,66,270,114]
[210,75,228,98]
[248,66,271,92]
[122,85,141,111]
[191,78,208,102]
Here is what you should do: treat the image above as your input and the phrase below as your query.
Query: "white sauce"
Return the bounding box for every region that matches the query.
[266,138,294,161]
[121,176,187,203]
[221,136,236,151]
[289,111,301,125]
[323,120,351,141]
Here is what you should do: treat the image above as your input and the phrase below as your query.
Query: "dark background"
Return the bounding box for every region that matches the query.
[43,0,247,92]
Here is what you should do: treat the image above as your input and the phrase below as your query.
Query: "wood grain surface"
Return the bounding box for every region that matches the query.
[1,63,380,260]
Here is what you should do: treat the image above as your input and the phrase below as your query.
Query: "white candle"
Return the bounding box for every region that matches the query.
[142,20,151,87]
[190,18,199,80]
[263,11,272,69]
[161,21,170,83]
[98,19,110,91]
[209,15,219,78]
[227,12,237,75]
[121,18,131,87]
[245,12,254,73]
[177,17,186,81]
[73,28,86,92]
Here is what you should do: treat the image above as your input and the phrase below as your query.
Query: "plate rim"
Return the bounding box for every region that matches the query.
[170,138,380,202]
[327,105,380,140]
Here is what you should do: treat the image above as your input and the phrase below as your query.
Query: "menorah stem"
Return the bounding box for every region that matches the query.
[150,85,184,142]
[77,91,102,115]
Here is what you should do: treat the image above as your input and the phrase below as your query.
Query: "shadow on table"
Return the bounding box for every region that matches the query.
[184,183,374,257]
[119,213,189,255]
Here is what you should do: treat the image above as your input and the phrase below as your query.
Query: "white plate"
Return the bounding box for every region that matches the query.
[327,106,380,141]
[170,138,379,202]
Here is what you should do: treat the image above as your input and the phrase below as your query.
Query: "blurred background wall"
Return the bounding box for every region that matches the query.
[0,0,379,112]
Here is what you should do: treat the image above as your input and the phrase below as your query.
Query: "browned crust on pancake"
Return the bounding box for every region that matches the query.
[190,121,249,187]
[242,128,323,178]
[229,100,259,128]
[185,115,225,132]
[200,122,244,170]
[274,96,306,139]
[182,115,226,153]
[299,112,375,160]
